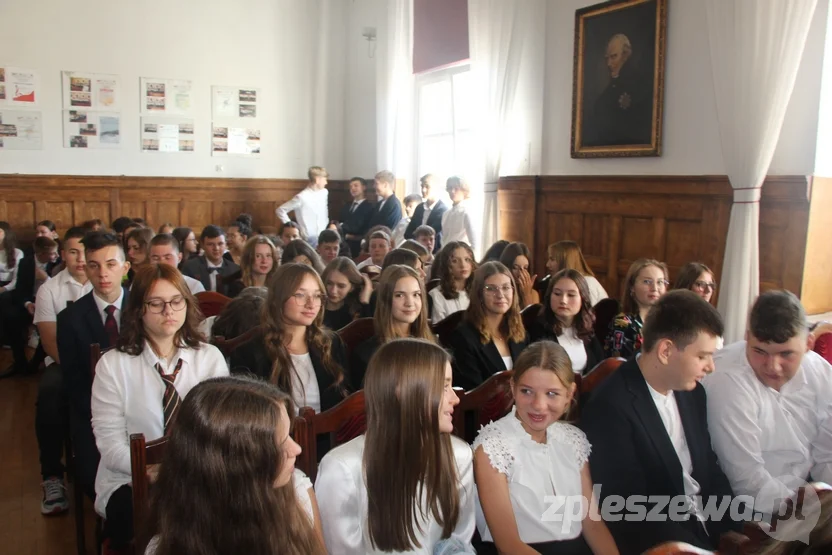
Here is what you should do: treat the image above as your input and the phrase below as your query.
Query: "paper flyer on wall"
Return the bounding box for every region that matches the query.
[141,116,194,152]
[141,77,193,116]
[63,110,120,149]
[0,110,43,150]
[211,124,260,157]
[212,86,259,119]
[61,71,121,111]
[0,67,40,106]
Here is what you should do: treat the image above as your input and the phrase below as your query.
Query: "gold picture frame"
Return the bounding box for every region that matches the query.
[571,0,668,158]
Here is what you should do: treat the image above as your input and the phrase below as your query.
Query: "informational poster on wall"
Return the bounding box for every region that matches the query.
[61,71,121,111]
[211,124,260,157]
[0,110,43,149]
[212,86,259,119]
[141,117,194,152]
[141,77,193,116]
[63,110,120,149]
[0,66,40,106]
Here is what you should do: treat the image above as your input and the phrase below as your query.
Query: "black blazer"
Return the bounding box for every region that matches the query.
[404,200,448,252]
[349,335,381,388]
[526,319,605,374]
[446,320,528,391]
[580,358,741,553]
[11,255,59,306]
[339,199,375,237]
[180,255,240,297]
[368,194,402,231]
[229,332,352,412]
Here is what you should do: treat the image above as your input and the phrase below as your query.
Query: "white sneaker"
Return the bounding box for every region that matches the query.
[41,477,69,515]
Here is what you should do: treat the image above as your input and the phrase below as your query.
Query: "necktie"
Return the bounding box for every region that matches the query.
[103,305,119,347]
[350,202,358,213]
[155,358,184,433]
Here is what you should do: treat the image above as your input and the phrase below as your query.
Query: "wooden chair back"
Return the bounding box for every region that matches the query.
[336,317,374,359]
[580,358,624,397]
[129,433,168,555]
[89,343,113,379]
[212,325,263,358]
[195,291,231,318]
[593,297,621,340]
[426,278,441,292]
[432,310,465,343]
[520,303,543,332]
[642,542,715,555]
[294,390,367,481]
[452,370,514,443]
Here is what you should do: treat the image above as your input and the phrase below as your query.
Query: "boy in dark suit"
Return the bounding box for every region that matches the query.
[581,290,741,553]
[404,173,447,252]
[180,225,240,296]
[337,177,374,258]
[368,170,402,231]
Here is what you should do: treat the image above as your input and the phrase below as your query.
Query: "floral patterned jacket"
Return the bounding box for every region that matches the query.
[604,312,643,359]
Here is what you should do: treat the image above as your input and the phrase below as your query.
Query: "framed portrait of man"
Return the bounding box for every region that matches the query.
[570,0,668,158]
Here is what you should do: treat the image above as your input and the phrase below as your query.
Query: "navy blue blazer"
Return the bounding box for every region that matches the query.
[180,255,240,296]
[368,194,402,231]
[404,200,448,252]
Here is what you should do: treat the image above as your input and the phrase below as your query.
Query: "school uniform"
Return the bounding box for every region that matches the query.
[445,320,528,391]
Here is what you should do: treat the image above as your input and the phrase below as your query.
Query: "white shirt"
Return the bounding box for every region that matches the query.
[429,288,469,323]
[422,199,438,225]
[92,288,125,331]
[0,247,24,290]
[34,268,93,365]
[315,434,476,554]
[501,356,513,371]
[183,274,205,295]
[197,315,216,340]
[558,327,588,373]
[275,186,329,247]
[584,276,609,307]
[205,260,223,292]
[290,352,321,413]
[90,342,229,516]
[473,408,591,543]
[441,200,478,254]
[391,216,410,247]
[704,341,832,512]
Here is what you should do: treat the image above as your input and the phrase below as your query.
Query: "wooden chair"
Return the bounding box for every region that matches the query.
[642,542,715,555]
[426,278,441,292]
[195,291,231,318]
[336,317,374,359]
[452,370,514,443]
[212,325,263,358]
[593,297,621,340]
[432,310,465,343]
[293,390,366,481]
[580,357,625,397]
[520,303,543,332]
[129,433,168,555]
[811,321,832,364]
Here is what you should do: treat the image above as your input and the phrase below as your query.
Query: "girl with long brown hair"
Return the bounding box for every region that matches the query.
[281,238,326,274]
[474,341,618,555]
[227,235,278,297]
[499,242,540,308]
[542,241,608,306]
[229,263,350,413]
[445,262,528,390]
[145,376,325,555]
[316,338,475,553]
[429,241,476,323]
[350,265,436,386]
[90,264,229,549]
[0,221,23,293]
[674,261,717,304]
[171,227,198,267]
[321,256,372,330]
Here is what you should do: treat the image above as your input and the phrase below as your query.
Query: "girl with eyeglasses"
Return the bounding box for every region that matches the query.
[674,262,724,349]
[229,263,350,415]
[171,227,199,267]
[90,264,229,550]
[604,258,669,359]
[444,262,528,390]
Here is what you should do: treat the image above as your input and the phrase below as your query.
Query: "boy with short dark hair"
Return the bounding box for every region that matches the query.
[180,225,240,295]
[316,229,341,266]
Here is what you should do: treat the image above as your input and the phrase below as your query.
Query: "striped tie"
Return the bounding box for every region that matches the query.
[155,358,183,433]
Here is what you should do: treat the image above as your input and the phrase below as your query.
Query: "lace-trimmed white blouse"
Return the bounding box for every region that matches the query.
[473,408,591,544]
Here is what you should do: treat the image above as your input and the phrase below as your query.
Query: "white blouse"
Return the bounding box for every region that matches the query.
[584,275,608,307]
[90,342,229,516]
[441,200,478,254]
[473,408,591,544]
[0,247,24,289]
[315,434,476,554]
[558,327,587,373]
[290,352,321,413]
[429,288,469,323]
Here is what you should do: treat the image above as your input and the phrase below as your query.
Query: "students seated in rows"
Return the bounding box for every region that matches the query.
[58,232,130,506]
[282,238,325,274]
[405,173,448,253]
[181,225,240,295]
[229,263,350,413]
[0,222,23,293]
[146,376,325,555]
[225,235,277,298]
[322,257,372,331]
[91,264,228,549]
[280,221,303,244]
[148,234,205,295]
[474,341,618,555]
[429,241,475,323]
[224,213,253,266]
[442,176,478,255]
[499,242,539,308]
[480,240,509,265]
[351,265,434,386]
[316,338,475,554]
[276,166,329,247]
[675,262,717,305]
[357,229,392,270]
[704,290,832,514]
[368,170,402,231]
[528,269,605,375]
[446,262,528,390]
[542,241,608,306]
[316,229,341,266]
[391,194,422,247]
[604,258,668,359]
[171,227,198,267]
[582,290,740,553]
[337,177,374,257]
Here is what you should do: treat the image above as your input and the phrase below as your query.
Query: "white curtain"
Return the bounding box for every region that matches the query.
[376,0,414,182]
[706,0,817,343]
[468,0,546,251]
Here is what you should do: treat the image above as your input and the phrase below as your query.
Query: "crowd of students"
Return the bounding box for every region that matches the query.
[0,165,830,555]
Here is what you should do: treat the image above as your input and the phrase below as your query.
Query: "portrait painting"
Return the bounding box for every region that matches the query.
[571,0,667,158]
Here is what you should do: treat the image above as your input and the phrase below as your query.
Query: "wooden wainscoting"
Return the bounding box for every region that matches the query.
[498,175,831,313]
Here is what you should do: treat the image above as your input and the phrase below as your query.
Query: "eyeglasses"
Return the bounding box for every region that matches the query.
[640,279,669,289]
[483,284,514,297]
[693,280,717,291]
[145,296,187,314]
[290,292,327,306]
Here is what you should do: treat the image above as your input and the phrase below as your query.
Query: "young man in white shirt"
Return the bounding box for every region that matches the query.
[33,227,93,515]
[441,175,479,257]
[276,166,329,247]
[704,290,832,514]
[148,234,205,295]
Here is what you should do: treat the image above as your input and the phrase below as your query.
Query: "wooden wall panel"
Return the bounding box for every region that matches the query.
[803,177,832,313]
[156,202,180,227]
[7,202,35,230]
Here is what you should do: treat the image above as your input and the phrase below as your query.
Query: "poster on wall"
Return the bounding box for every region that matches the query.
[212,86,259,119]
[61,71,121,111]
[141,116,194,152]
[211,124,260,157]
[0,110,43,149]
[140,77,193,115]
[0,67,40,106]
[63,110,120,148]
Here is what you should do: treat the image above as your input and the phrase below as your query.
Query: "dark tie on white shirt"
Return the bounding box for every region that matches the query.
[350,202,358,213]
